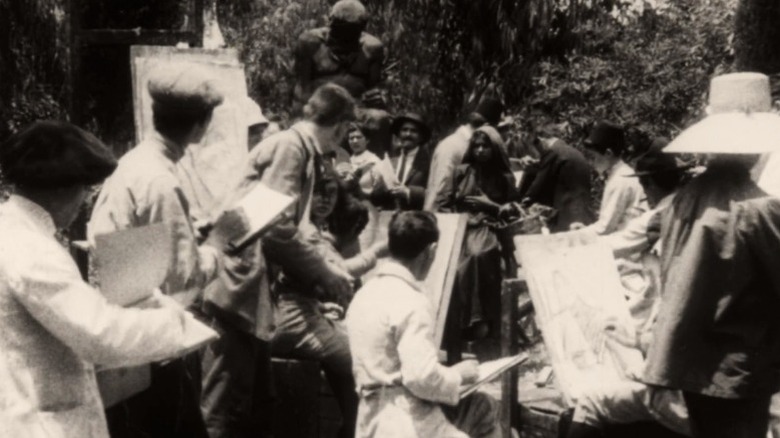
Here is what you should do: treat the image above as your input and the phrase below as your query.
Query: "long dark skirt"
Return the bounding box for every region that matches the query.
[450,224,503,338]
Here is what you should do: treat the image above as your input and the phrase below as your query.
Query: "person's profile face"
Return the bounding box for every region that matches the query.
[585,147,611,173]
[397,122,421,150]
[348,129,368,154]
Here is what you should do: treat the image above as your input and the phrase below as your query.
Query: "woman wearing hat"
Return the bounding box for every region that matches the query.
[0,121,217,438]
[641,72,780,438]
[441,126,518,341]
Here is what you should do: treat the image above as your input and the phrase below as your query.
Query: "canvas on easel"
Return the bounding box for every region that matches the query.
[130,46,249,221]
[514,230,645,406]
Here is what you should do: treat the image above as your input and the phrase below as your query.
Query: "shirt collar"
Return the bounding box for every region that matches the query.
[375,260,424,292]
[149,132,186,162]
[6,194,57,237]
[292,121,323,155]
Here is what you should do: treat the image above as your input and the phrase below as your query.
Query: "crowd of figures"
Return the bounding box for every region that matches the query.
[3,1,780,438]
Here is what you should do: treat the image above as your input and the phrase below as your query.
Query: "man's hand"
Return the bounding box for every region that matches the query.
[389,185,410,201]
[498,203,519,221]
[318,302,345,321]
[452,359,479,385]
[518,155,539,170]
[319,262,354,304]
[205,209,249,252]
[369,240,390,258]
[463,194,499,213]
[602,315,639,349]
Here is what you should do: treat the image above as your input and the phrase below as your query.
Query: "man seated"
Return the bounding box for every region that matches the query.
[565,148,692,438]
[346,211,501,437]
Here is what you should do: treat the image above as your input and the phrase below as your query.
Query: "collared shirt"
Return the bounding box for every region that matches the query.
[346,260,462,406]
[88,134,219,303]
[584,161,647,235]
[425,124,474,211]
[602,192,675,259]
[0,195,198,437]
[394,147,419,185]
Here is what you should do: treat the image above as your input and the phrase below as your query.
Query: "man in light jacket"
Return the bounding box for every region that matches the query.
[346,211,501,437]
[0,121,216,438]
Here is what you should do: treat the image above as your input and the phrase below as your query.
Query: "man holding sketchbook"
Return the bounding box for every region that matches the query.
[346,211,501,438]
[88,63,227,438]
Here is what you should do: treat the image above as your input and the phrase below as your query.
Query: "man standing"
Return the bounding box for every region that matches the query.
[199,83,357,438]
[425,98,503,211]
[644,72,780,438]
[576,121,646,234]
[366,112,432,210]
[517,126,594,232]
[89,63,225,438]
[347,211,501,437]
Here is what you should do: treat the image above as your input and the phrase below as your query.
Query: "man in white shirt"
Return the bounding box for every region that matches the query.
[425,98,503,211]
[346,211,501,437]
[574,121,646,234]
[565,147,692,438]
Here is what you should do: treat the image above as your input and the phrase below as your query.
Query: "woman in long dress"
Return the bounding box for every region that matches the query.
[441,125,517,342]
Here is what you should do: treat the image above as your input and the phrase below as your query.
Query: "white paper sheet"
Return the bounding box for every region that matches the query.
[459,353,529,397]
[227,183,296,249]
[94,223,173,306]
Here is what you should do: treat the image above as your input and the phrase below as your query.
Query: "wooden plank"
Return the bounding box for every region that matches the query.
[76,29,198,47]
[501,278,523,438]
[129,46,247,220]
[271,358,320,438]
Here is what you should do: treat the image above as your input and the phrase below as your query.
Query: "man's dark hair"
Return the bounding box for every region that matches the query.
[388,211,439,260]
[152,109,212,141]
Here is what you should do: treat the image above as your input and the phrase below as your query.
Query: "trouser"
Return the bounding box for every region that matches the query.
[683,391,771,438]
[272,294,358,438]
[572,379,690,436]
[356,387,502,438]
[200,314,274,438]
[105,354,208,438]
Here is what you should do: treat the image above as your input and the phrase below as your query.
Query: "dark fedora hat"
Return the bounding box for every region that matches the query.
[391,112,431,144]
[627,147,693,177]
[584,121,626,155]
[470,98,503,127]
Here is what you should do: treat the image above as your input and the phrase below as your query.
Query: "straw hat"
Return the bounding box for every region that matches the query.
[665,72,780,154]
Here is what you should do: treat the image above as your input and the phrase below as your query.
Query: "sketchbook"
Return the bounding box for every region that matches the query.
[94,223,173,307]
[459,353,529,398]
[220,182,296,251]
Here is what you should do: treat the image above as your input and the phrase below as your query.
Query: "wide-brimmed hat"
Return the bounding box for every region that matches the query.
[627,146,693,177]
[391,112,431,144]
[666,72,780,154]
[583,121,626,155]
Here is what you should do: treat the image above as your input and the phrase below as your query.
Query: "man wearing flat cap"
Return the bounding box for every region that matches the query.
[642,72,780,438]
[425,98,504,212]
[575,121,646,234]
[563,146,692,438]
[0,121,219,438]
[364,112,432,210]
[89,63,226,438]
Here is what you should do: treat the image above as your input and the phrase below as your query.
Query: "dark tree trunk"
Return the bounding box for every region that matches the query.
[733,0,780,97]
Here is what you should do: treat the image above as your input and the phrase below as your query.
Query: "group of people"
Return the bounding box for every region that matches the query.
[4,0,780,437]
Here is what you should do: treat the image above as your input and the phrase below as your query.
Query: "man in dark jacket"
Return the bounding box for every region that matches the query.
[365,112,431,210]
[517,128,594,232]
